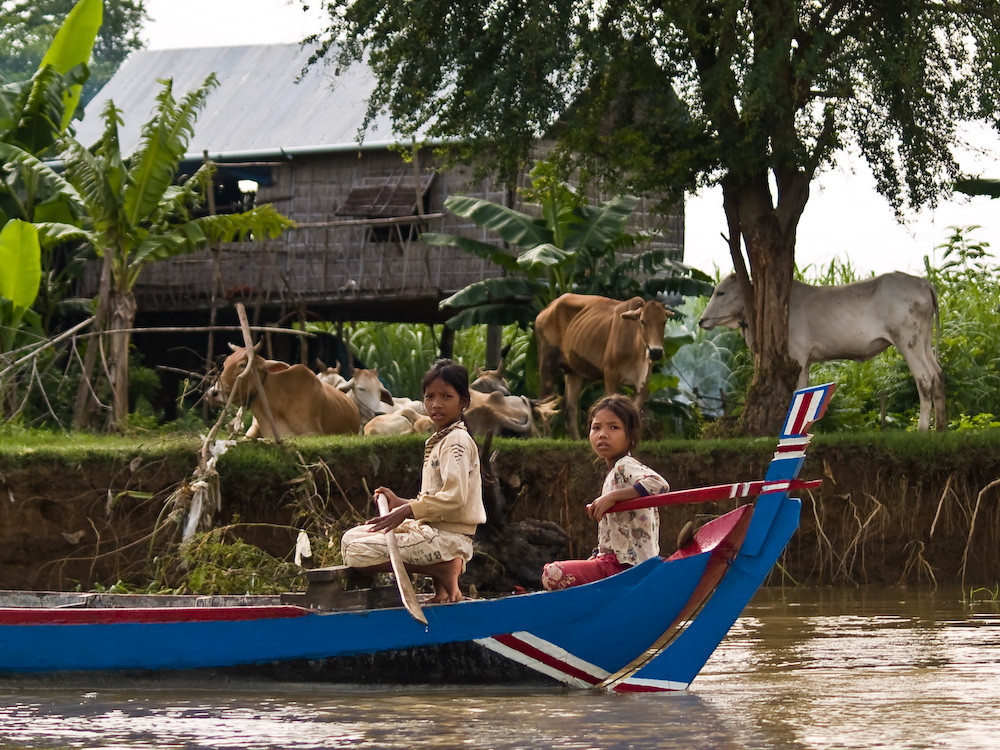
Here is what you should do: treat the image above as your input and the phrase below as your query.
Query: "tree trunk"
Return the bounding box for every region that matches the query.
[72,249,112,430]
[106,286,137,430]
[726,172,809,436]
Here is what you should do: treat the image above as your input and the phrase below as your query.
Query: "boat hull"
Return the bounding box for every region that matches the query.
[0,382,834,691]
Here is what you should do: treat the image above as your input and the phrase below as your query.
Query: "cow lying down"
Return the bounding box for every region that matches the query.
[210,343,361,438]
[363,408,434,436]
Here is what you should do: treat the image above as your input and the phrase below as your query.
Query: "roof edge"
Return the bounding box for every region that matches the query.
[191,138,453,162]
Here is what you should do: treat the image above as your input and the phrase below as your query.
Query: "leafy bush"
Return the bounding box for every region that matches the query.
[349,322,533,398]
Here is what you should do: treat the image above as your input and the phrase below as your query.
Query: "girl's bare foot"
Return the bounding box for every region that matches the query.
[426,558,464,602]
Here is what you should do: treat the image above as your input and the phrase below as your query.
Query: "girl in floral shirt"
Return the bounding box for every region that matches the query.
[541,394,669,590]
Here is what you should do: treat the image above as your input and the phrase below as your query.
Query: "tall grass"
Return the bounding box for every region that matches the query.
[348,322,533,398]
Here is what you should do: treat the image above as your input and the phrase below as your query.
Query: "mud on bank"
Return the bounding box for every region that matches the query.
[1,430,999,592]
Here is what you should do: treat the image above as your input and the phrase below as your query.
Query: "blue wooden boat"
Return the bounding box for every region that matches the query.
[0,383,834,691]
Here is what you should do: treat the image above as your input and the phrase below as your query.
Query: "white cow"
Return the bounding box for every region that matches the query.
[363,408,434,436]
[699,272,946,431]
[337,367,429,428]
[337,367,393,425]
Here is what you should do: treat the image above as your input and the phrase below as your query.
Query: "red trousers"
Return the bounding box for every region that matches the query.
[540,552,628,591]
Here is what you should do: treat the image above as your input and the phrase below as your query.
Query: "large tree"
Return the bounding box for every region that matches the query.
[0,0,147,107]
[306,0,1000,434]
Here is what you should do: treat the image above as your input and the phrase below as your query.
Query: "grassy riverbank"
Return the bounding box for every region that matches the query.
[1,427,998,593]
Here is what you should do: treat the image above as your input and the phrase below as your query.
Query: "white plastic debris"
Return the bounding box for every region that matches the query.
[294,530,313,567]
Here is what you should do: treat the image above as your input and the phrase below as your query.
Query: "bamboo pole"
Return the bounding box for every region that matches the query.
[235,302,282,442]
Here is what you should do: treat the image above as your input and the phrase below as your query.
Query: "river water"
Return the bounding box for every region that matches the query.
[1,586,998,749]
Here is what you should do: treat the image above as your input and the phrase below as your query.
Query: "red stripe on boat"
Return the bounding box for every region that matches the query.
[492,633,602,685]
[612,681,679,693]
[0,606,311,626]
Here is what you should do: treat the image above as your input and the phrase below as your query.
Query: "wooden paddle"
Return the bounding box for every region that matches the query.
[375,492,428,625]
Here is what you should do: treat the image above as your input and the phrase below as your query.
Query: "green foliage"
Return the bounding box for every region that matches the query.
[0,0,146,108]
[48,75,294,428]
[0,219,42,352]
[343,321,532,398]
[660,295,739,418]
[432,160,711,329]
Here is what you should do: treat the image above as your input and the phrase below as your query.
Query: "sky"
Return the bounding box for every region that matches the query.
[141,0,1000,278]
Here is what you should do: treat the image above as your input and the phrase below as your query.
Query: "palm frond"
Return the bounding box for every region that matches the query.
[195,205,295,244]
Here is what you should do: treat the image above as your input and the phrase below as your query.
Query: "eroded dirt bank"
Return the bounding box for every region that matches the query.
[1,434,998,591]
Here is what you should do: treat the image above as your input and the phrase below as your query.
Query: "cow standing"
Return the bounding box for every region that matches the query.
[536,293,671,439]
[698,272,946,431]
[211,343,361,438]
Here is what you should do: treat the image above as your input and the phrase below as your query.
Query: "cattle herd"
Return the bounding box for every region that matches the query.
[206,275,948,439]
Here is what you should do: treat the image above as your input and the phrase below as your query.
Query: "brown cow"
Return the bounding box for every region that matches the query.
[536,293,671,439]
[212,343,361,438]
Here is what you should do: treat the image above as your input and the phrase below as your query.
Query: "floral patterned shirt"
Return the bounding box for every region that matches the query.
[596,454,669,566]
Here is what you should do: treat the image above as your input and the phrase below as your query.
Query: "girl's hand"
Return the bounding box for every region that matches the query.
[373,487,404,509]
[587,494,617,521]
[368,502,413,532]
[586,487,639,521]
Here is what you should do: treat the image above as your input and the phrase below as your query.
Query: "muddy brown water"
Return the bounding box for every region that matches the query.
[0,586,998,749]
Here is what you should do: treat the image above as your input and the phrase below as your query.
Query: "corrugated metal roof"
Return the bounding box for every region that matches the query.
[72,44,414,159]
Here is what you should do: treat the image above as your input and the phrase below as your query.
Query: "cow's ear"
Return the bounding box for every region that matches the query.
[620,309,641,321]
[339,379,355,392]
[263,361,290,374]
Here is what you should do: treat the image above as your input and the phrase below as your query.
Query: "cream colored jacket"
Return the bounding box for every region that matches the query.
[408,424,486,535]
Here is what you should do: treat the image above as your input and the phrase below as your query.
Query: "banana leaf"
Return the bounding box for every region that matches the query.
[421,231,520,272]
[444,303,538,330]
[0,220,42,351]
[443,194,551,249]
[40,0,103,130]
[439,276,544,310]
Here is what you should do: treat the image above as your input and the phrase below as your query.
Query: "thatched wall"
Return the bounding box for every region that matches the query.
[78,148,684,326]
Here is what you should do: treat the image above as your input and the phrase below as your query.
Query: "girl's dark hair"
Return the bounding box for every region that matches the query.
[587,394,642,451]
[422,358,471,409]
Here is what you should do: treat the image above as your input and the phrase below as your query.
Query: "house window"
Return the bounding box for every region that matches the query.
[336,172,436,242]
[178,161,275,216]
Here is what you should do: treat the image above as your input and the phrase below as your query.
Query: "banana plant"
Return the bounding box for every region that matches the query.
[425,160,711,329]
[41,75,295,429]
[0,220,43,353]
[0,0,101,356]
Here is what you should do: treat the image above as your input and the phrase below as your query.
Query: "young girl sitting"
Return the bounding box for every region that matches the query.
[541,394,669,591]
[341,359,486,603]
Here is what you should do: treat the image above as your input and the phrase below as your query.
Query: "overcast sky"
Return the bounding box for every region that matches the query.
[141,0,1000,278]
